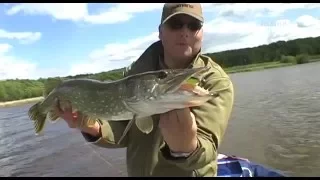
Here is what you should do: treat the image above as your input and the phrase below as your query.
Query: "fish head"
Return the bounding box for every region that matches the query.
[155,66,209,94]
[125,66,217,113]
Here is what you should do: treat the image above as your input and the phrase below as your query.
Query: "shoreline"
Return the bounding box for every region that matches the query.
[225,61,292,74]
[1,59,319,108]
[225,58,320,74]
[0,97,43,108]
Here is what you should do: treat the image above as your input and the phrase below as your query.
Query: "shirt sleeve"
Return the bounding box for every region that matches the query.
[160,65,235,171]
[82,119,129,148]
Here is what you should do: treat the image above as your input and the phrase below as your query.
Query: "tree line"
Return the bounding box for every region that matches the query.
[0,69,124,102]
[206,36,320,67]
[1,36,320,102]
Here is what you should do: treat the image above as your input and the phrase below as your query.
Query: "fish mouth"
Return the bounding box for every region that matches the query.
[179,83,209,96]
[162,66,210,94]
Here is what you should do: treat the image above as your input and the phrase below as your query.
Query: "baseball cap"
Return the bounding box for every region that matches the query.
[160,3,204,25]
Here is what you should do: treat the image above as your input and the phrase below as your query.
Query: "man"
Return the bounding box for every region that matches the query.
[55,3,234,177]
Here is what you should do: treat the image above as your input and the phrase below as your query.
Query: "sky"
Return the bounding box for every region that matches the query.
[0,3,320,80]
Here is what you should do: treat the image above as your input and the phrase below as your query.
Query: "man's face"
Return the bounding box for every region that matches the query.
[159,14,203,60]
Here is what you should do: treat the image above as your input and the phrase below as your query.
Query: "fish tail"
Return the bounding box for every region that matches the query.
[28,102,47,135]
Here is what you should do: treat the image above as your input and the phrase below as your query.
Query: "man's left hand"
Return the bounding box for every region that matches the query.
[159,108,198,153]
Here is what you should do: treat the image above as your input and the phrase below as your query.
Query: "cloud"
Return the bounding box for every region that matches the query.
[89,32,158,62]
[202,15,320,53]
[6,3,88,21]
[0,43,11,54]
[83,3,164,24]
[0,27,42,80]
[2,3,320,79]
[5,3,164,25]
[0,43,67,80]
[296,15,320,28]
[0,29,41,44]
[68,32,159,76]
[215,3,320,18]
[72,14,320,76]
[6,3,320,24]
[0,43,37,80]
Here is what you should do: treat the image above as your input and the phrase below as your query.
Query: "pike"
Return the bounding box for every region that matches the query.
[28,66,218,144]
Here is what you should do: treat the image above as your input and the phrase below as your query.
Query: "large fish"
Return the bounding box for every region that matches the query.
[28,66,218,143]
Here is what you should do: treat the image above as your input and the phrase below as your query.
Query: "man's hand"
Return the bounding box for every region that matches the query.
[159,108,198,153]
[54,100,101,137]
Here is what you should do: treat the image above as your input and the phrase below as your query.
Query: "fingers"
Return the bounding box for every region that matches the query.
[179,108,195,128]
[159,109,183,129]
[52,98,93,131]
[175,108,191,123]
[158,112,169,129]
[53,98,79,128]
[159,108,195,130]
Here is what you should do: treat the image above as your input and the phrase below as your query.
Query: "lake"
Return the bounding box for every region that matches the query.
[1,62,319,177]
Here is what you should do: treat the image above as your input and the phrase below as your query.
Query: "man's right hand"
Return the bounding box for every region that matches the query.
[54,100,101,137]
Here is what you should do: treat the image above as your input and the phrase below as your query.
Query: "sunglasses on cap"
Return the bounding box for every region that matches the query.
[165,17,203,31]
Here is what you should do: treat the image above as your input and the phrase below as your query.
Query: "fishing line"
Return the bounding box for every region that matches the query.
[81,137,126,176]
[52,112,125,176]
[76,115,126,176]
[38,124,124,175]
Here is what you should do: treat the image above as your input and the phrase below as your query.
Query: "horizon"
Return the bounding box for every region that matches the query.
[1,3,320,80]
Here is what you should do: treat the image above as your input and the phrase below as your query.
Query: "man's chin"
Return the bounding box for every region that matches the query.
[173,50,193,58]
[180,52,195,60]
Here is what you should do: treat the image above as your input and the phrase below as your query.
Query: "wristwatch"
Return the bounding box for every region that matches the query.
[169,150,192,158]
[163,141,198,159]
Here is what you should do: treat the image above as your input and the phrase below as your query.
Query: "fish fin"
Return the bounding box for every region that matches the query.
[28,101,47,135]
[47,98,62,124]
[135,116,153,134]
[43,77,64,97]
[47,109,60,124]
[117,114,137,145]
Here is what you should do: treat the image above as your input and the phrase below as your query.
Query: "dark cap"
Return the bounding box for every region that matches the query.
[160,3,204,24]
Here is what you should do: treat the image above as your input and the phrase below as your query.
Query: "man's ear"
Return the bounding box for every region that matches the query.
[158,25,162,40]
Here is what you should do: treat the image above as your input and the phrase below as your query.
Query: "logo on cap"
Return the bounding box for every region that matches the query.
[172,4,194,9]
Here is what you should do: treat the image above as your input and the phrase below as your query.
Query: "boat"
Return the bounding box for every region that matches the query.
[217,153,286,177]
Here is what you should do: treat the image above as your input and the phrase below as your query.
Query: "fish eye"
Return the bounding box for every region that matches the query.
[158,71,168,79]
